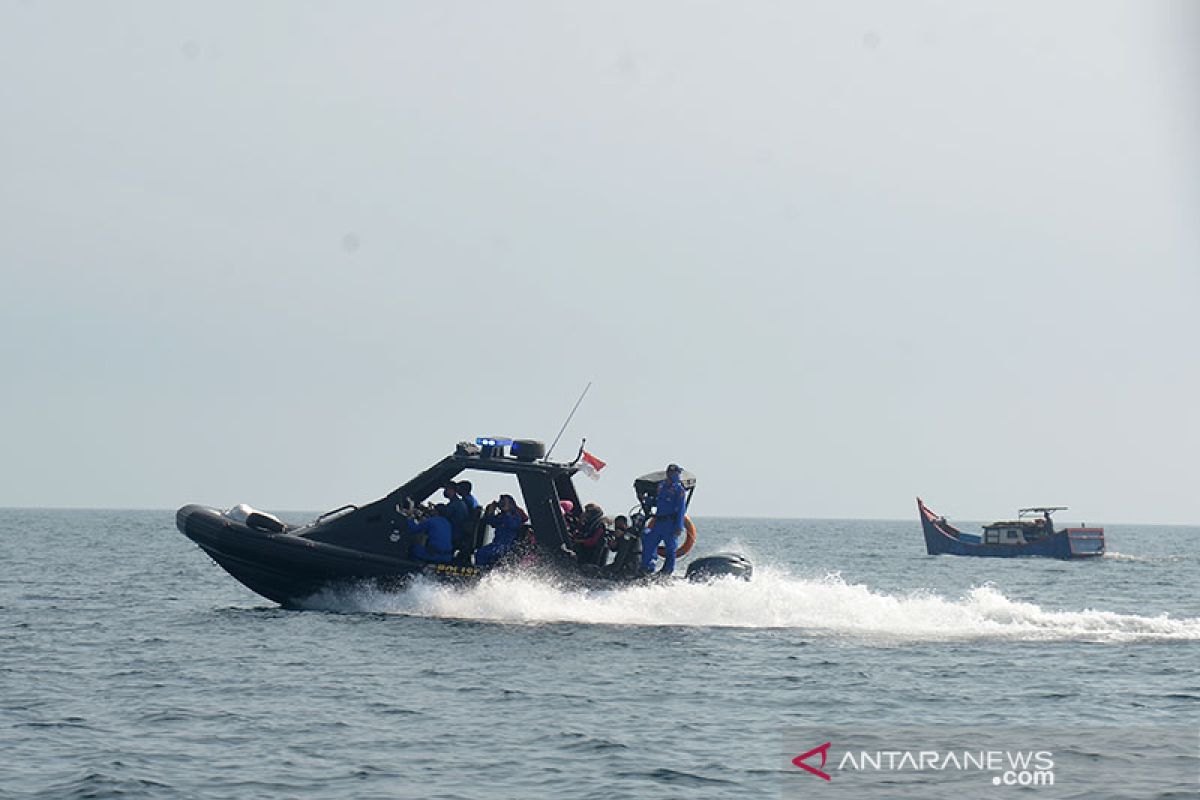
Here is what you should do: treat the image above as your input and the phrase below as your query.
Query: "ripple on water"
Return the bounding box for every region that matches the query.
[2,511,1198,800]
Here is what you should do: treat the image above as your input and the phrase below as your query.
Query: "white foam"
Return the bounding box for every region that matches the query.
[1103,551,1189,564]
[301,566,1200,643]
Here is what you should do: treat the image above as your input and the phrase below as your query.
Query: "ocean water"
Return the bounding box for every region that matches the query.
[1,510,1197,799]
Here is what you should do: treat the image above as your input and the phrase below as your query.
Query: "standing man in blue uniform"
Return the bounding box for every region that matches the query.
[641,463,687,575]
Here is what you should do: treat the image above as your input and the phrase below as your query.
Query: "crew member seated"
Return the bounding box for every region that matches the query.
[559,499,581,537]
[571,503,609,566]
[441,482,472,549]
[458,480,480,511]
[406,505,454,564]
[606,515,640,575]
[475,494,528,567]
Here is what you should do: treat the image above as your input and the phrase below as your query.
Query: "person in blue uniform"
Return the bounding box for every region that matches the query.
[475,494,528,567]
[407,505,454,563]
[641,463,687,575]
[457,481,480,511]
[441,483,470,544]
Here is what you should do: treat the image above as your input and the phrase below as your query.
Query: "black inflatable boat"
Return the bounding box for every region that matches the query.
[176,438,752,607]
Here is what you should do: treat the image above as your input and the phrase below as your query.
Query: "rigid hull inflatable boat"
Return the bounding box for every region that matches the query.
[176,438,752,607]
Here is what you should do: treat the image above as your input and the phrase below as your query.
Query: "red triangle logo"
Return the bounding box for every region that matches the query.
[792,742,832,781]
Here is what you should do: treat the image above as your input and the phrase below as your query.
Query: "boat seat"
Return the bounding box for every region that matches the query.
[453,506,485,562]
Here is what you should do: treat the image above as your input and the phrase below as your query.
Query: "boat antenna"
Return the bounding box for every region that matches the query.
[545,381,591,461]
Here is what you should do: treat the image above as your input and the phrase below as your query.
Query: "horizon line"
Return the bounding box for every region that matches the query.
[0,506,1195,528]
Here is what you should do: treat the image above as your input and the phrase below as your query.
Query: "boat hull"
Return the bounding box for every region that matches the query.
[176,504,755,606]
[176,505,434,606]
[917,499,1104,559]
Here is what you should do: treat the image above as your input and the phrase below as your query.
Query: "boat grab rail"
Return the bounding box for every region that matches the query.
[315,504,359,524]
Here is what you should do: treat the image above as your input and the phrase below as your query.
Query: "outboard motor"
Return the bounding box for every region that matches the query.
[685,552,753,582]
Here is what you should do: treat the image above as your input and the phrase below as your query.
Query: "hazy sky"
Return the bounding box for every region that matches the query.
[2,2,1197,523]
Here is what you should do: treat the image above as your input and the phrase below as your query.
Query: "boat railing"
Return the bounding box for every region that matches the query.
[315,504,359,524]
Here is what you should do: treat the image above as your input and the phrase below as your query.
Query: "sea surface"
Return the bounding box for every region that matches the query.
[1,510,1197,799]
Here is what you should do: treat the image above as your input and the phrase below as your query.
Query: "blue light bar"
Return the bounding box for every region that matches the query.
[476,437,514,447]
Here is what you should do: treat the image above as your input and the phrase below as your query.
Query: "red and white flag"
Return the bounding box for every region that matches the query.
[579,450,607,481]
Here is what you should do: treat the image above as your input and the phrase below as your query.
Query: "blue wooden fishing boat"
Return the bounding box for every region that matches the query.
[917,498,1104,559]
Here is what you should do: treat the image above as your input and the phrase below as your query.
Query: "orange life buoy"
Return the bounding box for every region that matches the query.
[648,515,697,558]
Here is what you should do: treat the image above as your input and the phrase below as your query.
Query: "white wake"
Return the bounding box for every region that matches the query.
[300,567,1200,643]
